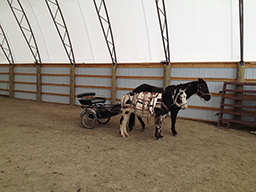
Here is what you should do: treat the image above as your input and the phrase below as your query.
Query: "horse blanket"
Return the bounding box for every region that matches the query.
[122,92,162,118]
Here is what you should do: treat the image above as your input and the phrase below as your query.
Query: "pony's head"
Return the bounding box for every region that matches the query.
[197,78,211,101]
[173,88,188,110]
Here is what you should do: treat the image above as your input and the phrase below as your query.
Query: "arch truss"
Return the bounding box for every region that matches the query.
[93,0,117,65]
[155,0,170,64]
[0,25,14,64]
[45,0,75,65]
[7,0,41,64]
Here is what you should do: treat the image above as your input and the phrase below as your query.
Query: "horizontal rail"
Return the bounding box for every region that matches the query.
[1,61,256,67]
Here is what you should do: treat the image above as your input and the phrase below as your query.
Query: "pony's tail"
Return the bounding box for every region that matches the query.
[128,112,135,131]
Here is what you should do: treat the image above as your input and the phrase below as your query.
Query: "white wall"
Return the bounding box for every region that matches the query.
[1,0,256,64]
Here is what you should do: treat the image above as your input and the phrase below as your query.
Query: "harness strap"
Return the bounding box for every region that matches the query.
[142,92,146,117]
[161,102,169,112]
[147,93,152,123]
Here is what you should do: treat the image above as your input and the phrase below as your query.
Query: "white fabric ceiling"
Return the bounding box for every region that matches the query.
[0,0,256,64]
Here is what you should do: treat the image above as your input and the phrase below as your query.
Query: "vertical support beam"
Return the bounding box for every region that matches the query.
[9,64,14,99]
[36,64,41,102]
[111,64,117,105]
[8,0,42,101]
[70,64,75,105]
[0,24,14,98]
[163,62,171,87]
[155,0,171,87]
[234,0,245,120]
[94,0,117,103]
[45,0,76,105]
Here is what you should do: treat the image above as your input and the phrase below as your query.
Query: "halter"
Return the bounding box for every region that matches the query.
[196,82,211,99]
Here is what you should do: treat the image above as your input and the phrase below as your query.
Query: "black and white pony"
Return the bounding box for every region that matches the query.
[129,78,211,136]
[120,85,189,139]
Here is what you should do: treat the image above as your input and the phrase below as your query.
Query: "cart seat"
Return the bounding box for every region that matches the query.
[79,96,106,106]
[77,92,96,98]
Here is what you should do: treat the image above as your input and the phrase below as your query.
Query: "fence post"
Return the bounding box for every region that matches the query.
[70,64,75,105]
[36,64,41,102]
[111,64,117,104]
[234,62,245,120]
[9,64,14,99]
[163,62,171,87]
[234,0,245,120]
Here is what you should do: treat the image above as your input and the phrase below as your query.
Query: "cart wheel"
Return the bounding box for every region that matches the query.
[80,108,87,117]
[81,108,97,129]
[91,106,111,125]
[97,117,111,124]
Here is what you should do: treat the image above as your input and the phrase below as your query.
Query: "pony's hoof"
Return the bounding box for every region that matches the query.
[172,130,177,136]
[155,134,163,140]
[141,128,145,132]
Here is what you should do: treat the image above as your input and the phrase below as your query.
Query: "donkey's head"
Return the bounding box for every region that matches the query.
[173,88,188,110]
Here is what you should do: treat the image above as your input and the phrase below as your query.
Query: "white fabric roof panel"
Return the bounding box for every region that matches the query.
[0,0,256,64]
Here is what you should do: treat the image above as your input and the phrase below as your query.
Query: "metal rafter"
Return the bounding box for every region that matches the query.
[155,0,170,64]
[45,0,75,65]
[0,25,14,64]
[7,0,41,64]
[93,0,117,65]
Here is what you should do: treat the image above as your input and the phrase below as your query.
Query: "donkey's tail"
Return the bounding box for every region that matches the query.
[128,112,135,131]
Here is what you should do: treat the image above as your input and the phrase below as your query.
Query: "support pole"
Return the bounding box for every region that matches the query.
[70,64,75,105]
[9,64,14,99]
[94,0,117,104]
[163,62,171,87]
[36,64,41,102]
[155,0,171,87]
[234,0,245,120]
[111,64,117,105]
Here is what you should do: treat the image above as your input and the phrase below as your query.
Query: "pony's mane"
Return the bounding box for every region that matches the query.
[165,81,197,93]
[176,81,198,89]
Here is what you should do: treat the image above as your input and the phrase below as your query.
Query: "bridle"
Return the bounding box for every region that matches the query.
[196,82,211,99]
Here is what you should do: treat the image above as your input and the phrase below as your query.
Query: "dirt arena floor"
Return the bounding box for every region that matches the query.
[0,96,256,192]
